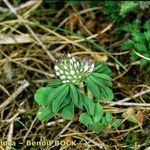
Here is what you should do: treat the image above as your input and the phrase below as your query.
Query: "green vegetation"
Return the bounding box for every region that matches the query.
[34,54,121,132]
[122,19,150,67]
[0,0,149,149]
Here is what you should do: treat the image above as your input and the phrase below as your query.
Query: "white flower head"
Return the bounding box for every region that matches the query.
[54,53,94,85]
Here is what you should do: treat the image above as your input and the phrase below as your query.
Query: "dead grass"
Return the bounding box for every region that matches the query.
[0,1,150,150]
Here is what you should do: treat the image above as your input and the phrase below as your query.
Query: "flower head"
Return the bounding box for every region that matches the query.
[54,53,94,84]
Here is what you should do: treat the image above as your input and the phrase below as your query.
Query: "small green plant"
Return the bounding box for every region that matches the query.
[120,1,150,16]
[34,54,122,132]
[101,1,120,20]
[97,1,150,20]
[122,19,150,67]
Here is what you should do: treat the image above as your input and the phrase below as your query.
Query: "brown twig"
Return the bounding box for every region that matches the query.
[23,116,37,142]
[54,120,73,140]
[0,80,30,110]
[103,88,150,107]
[83,136,105,149]
[0,49,54,78]
[103,101,150,107]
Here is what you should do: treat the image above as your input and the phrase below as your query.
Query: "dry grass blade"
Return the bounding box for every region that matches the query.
[0,80,30,109]
[6,121,14,150]
[0,1,149,149]
[3,0,56,62]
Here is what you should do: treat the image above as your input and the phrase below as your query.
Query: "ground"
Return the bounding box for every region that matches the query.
[0,1,150,150]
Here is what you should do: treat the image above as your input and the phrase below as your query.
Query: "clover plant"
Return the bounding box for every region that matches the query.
[122,20,150,67]
[34,54,121,132]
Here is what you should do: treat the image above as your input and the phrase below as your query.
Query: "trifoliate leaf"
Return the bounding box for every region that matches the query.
[34,87,53,105]
[69,84,83,109]
[37,106,54,121]
[81,94,95,115]
[93,62,112,75]
[85,76,101,99]
[60,102,74,120]
[93,62,106,72]
[48,84,68,104]
[100,66,112,75]
[90,74,112,87]
[52,85,70,113]
[47,79,63,87]
[99,85,114,101]
[69,84,79,106]
[79,113,94,126]
[92,103,104,123]
[92,72,112,81]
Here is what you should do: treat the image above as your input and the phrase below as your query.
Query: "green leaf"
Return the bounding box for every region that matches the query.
[122,39,134,49]
[47,79,63,87]
[85,76,101,99]
[120,1,138,16]
[101,67,112,76]
[134,42,147,53]
[81,94,95,115]
[92,103,104,123]
[69,84,83,109]
[79,113,94,126]
[99,85,114,101]
[132,32,145,42]
[144,31,150,41]
[78,91,83,109]
[92,72,112,81]
[101,116,107,125]
[112,119,122,128]
[52,85,70,113]
[144,20,150,31]
[34,87,53,105]
[37,106,54,121]
[89,122,103,133]
[90,74,112,87]
[48,84,68,104]
[87,75,114,101]
[93,62,106,72]
[105,112,113,124]
[93,62,112,75]
[60,102,74,120]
